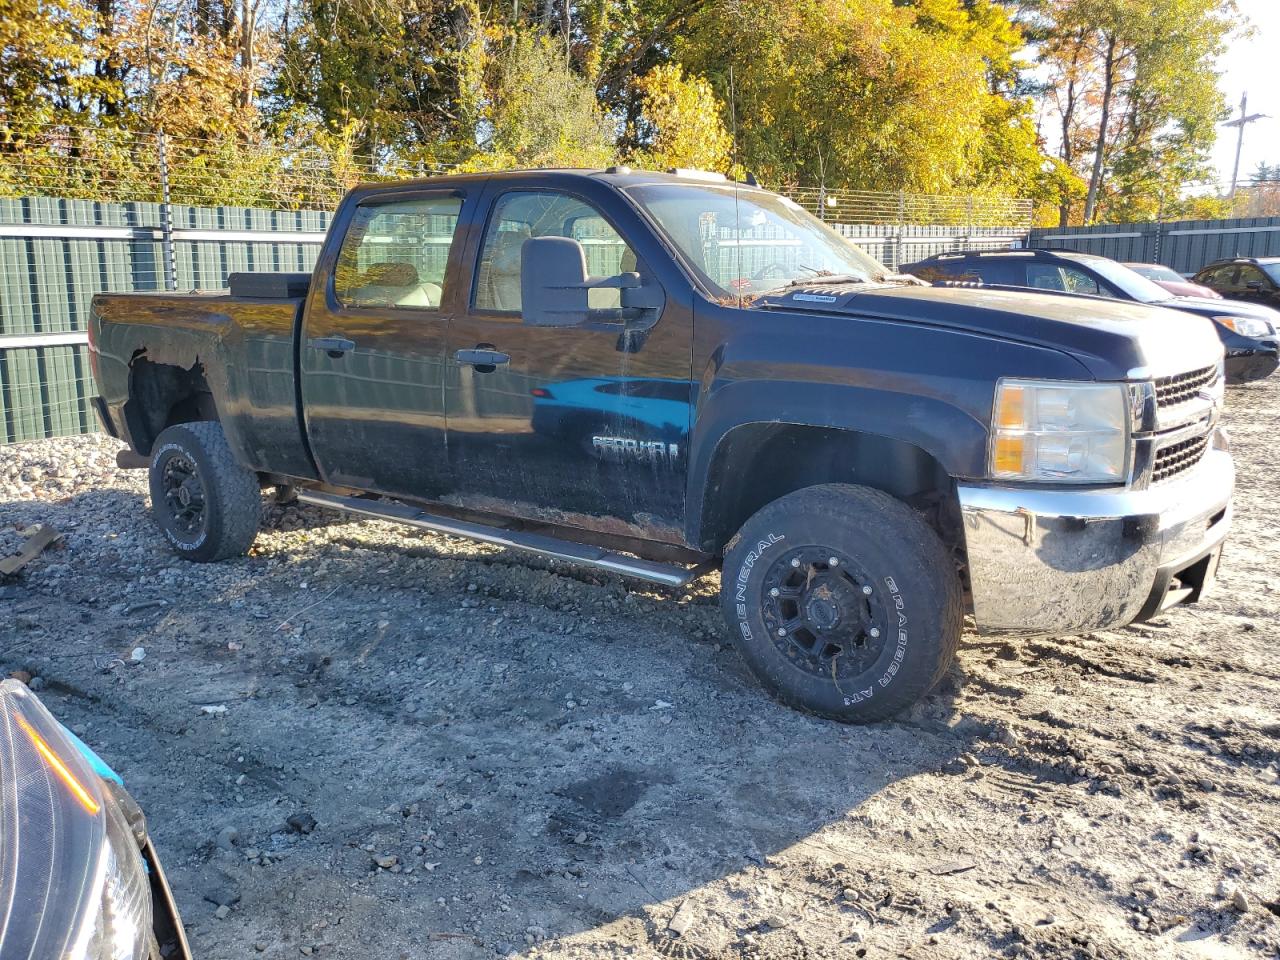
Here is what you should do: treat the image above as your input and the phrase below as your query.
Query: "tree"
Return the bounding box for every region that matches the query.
[0,0,118,142]
[626,63,731,172]
[1036,0,1234,224]
[478,34,616,169]
[675,0,1046,197]
[272,0,485,160]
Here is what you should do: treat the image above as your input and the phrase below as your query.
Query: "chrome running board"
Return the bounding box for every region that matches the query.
[296,490,713,589]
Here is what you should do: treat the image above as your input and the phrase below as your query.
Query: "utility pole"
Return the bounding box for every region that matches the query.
[1225,92,1267,199]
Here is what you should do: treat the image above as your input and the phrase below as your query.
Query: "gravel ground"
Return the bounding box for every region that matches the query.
[2,379,1280,960]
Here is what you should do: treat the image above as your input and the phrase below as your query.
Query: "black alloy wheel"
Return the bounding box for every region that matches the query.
[760,546,889,682]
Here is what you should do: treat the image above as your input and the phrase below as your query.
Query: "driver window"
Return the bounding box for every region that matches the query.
[1239,265,1269,288]
[474,191,635,313]
[1060,266,1108,296]
[334,196,462,309]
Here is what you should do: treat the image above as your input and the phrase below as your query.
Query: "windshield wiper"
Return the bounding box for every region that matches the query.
[783,274,868,289]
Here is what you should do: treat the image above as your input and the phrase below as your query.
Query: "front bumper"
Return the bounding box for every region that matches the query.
[957,432,1233,636]
[1224,340,1279,383]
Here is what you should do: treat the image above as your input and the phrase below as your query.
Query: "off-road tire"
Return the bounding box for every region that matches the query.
[720,483,962,723]
[148,421,260,562]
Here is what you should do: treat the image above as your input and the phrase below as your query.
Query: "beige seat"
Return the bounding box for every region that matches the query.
[351,262,443,309]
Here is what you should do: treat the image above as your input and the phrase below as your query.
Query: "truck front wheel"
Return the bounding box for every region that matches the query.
[720,484,962,723]
[147,421,261,562]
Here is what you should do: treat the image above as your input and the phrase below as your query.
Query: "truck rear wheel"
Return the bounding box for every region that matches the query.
[720,483,962,723]
[147,421,261,562]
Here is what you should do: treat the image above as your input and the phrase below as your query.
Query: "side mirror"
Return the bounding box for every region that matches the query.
[1246,280,1265,292]
[519,236,663,344]
[520,237,591,327]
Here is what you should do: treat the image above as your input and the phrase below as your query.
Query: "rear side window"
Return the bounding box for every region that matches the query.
[909,261,982,283]
[334,195,463,310]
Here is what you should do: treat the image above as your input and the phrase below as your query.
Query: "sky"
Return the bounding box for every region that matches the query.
[1212,0,1280,185]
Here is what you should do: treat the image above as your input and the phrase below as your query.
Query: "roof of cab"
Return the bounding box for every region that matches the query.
[346,167,750,195]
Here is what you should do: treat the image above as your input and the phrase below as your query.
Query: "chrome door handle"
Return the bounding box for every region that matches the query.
[308,336,356,356]
[454,348,511,367]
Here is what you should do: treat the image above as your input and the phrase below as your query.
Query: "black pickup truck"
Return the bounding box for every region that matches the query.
[89,169,1234,722]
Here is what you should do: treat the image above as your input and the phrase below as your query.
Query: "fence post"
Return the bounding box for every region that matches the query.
[156,133,178,292]
[895,191,906,270]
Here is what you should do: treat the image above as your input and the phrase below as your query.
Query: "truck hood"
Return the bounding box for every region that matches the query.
[756,283,1224,381]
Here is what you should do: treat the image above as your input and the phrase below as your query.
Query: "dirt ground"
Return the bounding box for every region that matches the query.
[2,379,1280,960]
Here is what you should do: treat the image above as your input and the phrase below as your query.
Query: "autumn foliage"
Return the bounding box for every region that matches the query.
[0,0,1244,222]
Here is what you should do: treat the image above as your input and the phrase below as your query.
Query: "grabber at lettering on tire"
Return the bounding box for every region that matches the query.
[720,483,962,723]
[147,421,262,563]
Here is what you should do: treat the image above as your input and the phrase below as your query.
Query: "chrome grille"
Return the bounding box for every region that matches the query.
[1155,365,1218,408]
[1152,432,1211,483]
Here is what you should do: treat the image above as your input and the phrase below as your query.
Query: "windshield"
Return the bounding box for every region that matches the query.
[1261,262,1280,284]
[1082,258,1176,303]
[624,182,889,297]
[1130,264,1182,283]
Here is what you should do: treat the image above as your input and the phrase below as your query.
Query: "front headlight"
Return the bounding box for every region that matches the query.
[1214,315,1271,338]
[0,680,152,960]
[990,378,1129,483]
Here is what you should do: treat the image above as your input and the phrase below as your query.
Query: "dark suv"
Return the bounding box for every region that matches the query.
[903,249,1280,383]
[1193,257,1280,309]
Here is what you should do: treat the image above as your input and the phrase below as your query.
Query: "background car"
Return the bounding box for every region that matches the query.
[902,249,1280,382]
[1193,257,1280,310]
[1123,262,1222,299]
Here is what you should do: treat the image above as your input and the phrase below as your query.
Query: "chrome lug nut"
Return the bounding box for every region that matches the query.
[862,585,873,595]
[869,627,881,638]
[777,628,787,636]
[790,558,801,568]
[769,587,780,597]
[828,556,839,566]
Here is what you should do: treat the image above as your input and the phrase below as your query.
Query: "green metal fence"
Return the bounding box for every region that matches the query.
[1029,216,1280,275]
[0,198,330,443]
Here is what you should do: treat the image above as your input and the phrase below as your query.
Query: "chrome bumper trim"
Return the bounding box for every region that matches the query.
[957,434,1233,636]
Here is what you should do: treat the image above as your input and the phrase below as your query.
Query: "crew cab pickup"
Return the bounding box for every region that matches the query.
[89,169,1234,722]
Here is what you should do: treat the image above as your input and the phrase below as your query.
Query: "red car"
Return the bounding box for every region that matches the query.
[1123,263,1222,299]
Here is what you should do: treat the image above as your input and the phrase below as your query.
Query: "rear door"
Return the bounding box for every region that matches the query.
[443,185,691,540]
[1208,264,1242,299]
[299,188,472,497]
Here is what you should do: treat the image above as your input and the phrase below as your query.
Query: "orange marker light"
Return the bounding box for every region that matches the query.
[997,384,1027,430]
[14,714,101,815]
[993,435,1026,475]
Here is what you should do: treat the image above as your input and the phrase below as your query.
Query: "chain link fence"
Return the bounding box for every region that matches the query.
[0,128,1032,443]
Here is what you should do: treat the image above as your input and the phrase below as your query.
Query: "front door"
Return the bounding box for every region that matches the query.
[444,187,692,542]
[300,189,470,498]
[1237,264,1275,306]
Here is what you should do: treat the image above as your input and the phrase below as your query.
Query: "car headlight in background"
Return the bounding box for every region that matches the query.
[1214,315,1271,338]
[990,378,1128,483]
[0,680,152,960]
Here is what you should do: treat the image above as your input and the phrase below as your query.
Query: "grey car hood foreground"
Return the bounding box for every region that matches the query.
[757,283,1224,381]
